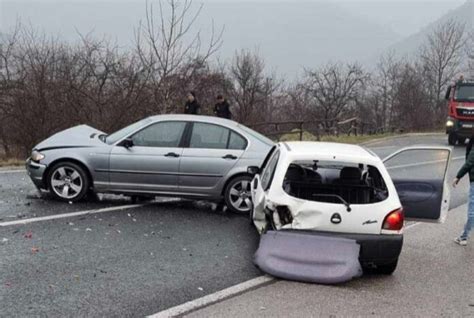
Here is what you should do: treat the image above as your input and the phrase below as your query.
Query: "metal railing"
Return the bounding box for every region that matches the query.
[248,117,396,141]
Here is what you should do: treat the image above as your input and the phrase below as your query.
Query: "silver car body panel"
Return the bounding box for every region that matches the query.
[28,115,272,199]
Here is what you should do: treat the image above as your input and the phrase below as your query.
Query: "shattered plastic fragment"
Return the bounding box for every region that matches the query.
[254,231,362,284]
[24,231,33,239]
[31,247,40,253]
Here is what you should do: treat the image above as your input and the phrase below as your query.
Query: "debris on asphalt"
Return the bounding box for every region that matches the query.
[16,213,26,219]
[116,229,121,234]
[1,238,9,243]
[132,218,137,222]
[31,247,40,253]
[5,282,12,288]
[85,228,92,232]
[12,229,19,234]
[68,201,73,204]
[24,231,33,239]
[197,287,204,291]
[68,222,74,226]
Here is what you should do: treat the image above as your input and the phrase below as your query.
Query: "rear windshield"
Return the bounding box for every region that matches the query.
[283,160,388,205]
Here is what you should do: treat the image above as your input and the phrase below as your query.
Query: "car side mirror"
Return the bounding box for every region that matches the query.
[120,138,134,149]
[247,166,260,175]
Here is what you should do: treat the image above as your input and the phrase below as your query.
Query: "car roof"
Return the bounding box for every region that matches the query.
[279,141,379,163]
[149,114,239,127]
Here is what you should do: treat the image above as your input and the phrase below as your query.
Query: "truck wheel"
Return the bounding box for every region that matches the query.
[448,133,457,146]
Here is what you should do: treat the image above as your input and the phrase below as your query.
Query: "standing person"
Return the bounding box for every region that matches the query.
[184,91,200,115]
[213,95,232,119]
[453,145,474,245]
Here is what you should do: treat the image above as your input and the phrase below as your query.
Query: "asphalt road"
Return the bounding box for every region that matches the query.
[0,134,469,317]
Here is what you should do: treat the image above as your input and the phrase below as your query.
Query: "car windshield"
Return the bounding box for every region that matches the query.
[238,124,274,146]
[455,85,474,102]
[106,117,153,145]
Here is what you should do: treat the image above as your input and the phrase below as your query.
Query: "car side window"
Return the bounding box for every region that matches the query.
[131,121,186,147]
[190,123,230,149]
[228,131,247,150]
[261,149,280,191]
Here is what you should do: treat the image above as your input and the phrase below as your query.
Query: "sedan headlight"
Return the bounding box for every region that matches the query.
[31,150,45,162]
[446,120,454,127]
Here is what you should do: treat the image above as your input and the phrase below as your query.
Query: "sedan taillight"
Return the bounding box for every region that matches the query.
[382,208,404,231]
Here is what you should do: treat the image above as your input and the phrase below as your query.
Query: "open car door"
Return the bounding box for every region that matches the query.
[383,146,452,223]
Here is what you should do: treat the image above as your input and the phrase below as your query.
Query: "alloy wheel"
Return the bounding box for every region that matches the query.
[228,179,252,213]
[50,166,83,200]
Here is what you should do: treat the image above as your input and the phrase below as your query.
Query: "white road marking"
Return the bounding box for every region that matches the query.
[387,156,463,170]
[368,145,398,150]
[404,222,420,230]
[0,203,148,227]
[148,275,275,318]
[0,169,25,174]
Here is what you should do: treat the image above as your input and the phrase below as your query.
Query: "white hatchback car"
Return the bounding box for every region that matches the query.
[249,141,451,278]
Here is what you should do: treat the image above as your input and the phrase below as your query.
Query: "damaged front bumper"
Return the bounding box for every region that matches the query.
[254,230,363,284]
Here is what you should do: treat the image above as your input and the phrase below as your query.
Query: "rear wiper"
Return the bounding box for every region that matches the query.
[312,194,352,212]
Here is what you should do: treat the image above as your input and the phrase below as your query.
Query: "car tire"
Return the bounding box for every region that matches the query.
[458,137,466,145]
[47,162,89,202]
[224,175,253,214]
[448,133,457,146]
[376,259,398,275]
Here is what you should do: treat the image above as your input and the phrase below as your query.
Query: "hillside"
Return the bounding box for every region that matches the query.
[387,0,473,58]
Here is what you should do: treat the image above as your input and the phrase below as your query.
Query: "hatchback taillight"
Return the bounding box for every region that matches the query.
[382,208,404,231]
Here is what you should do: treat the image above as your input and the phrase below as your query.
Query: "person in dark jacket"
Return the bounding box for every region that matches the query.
[453,145,474,245]
[184,91,200,115]
[213,95,232,119]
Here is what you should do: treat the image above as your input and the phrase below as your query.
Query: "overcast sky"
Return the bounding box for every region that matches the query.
[0,0,468,76]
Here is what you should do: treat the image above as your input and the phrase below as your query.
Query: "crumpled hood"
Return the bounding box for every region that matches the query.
[35,125,106,150]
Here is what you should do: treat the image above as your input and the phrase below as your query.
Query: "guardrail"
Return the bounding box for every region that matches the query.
[248,117,397,141]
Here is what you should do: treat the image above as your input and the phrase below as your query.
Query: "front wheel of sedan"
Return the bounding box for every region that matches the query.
[224,175,253,215]
[47,162,89,202]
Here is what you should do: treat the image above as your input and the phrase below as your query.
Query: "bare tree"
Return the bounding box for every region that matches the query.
[227,49,279,124]
[303,62,368,131]
[466,30,474,76]
[135,0,223,113]
[420,19,466,119]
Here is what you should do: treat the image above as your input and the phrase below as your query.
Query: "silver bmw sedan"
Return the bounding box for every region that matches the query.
[26,115,273,214]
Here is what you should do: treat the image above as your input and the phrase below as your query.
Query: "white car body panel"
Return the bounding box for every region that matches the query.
[252,142,451,236]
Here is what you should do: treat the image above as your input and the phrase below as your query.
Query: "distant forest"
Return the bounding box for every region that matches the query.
[1,0,473,157]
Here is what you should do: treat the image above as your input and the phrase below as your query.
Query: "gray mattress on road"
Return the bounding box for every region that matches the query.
[254,231,363,284]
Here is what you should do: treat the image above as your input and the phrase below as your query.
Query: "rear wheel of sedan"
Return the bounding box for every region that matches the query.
[47,162,89,202]
[376,259,398,275]
[224,175,253,214]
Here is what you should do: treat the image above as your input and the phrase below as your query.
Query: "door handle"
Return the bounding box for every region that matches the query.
[222,154,238,160]
[165,152,180,158]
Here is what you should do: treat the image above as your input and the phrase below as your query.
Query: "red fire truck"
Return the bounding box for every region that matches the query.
[446,79,474,145]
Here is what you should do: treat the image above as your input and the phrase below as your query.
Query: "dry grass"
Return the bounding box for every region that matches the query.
[0,158,24,168]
